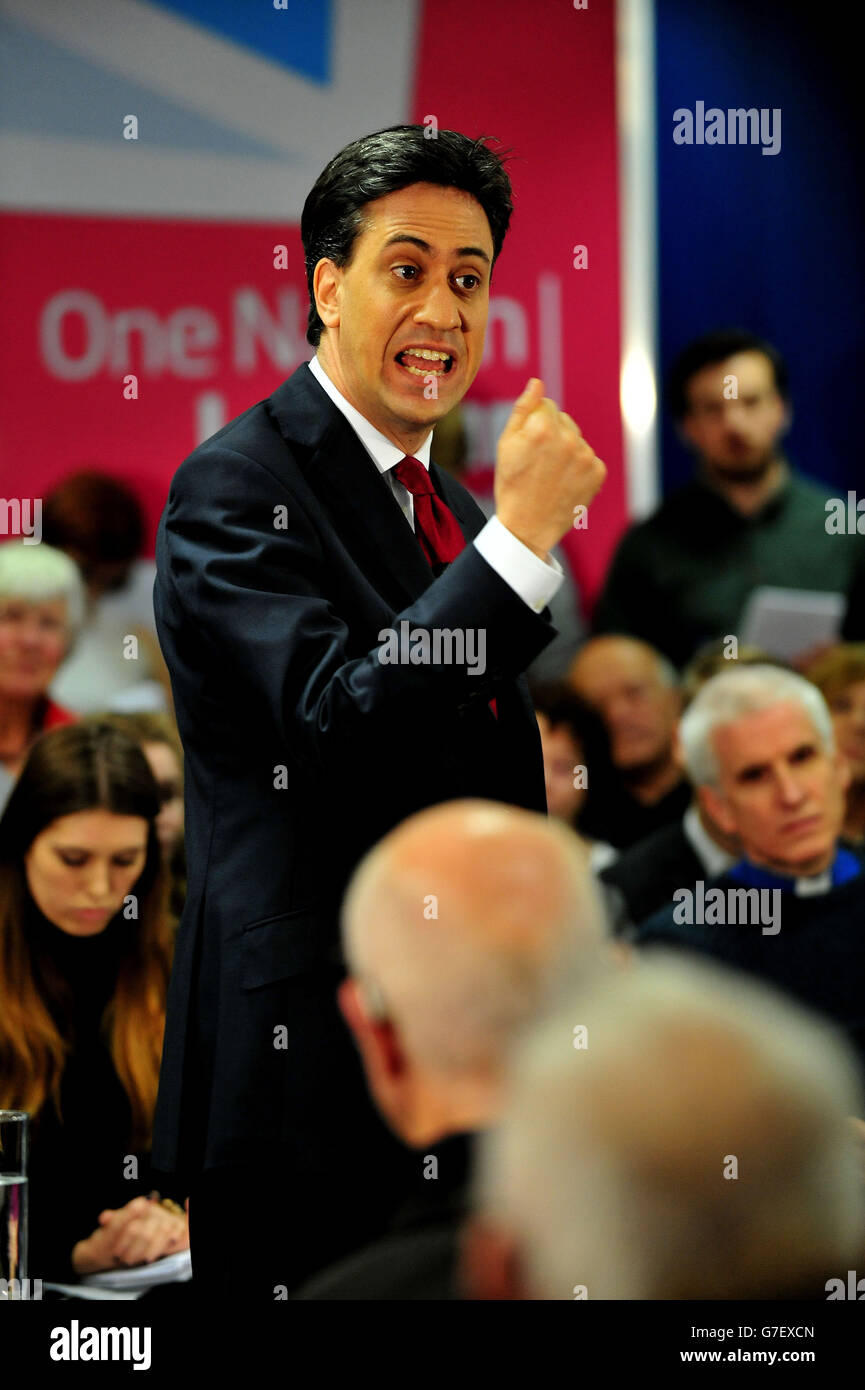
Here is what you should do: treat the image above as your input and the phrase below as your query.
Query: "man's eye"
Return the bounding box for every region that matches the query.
[456,274,481,290]
[393,265,418,280]
[59,854,86,867]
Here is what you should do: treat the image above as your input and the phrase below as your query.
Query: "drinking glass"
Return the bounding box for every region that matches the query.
[0,1111,29,1300]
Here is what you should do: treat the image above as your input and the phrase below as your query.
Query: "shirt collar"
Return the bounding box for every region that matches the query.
[683,803,737,879]
[307,355,432,474]
[727,845,861,895]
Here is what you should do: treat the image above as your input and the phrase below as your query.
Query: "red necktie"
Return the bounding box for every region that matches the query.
[393,454,497,719]
[393,455,466,566]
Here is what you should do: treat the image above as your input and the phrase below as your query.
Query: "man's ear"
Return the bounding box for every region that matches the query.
[697,782,737,838]
[337,977,406,1080]
[458,1215,527,1301]
[336,976,366,1042]
[312,257,341,330]
[674,413,699,453]
[777,398,793,441]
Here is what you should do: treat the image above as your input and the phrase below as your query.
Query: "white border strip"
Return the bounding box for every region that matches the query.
[615,0,660,519]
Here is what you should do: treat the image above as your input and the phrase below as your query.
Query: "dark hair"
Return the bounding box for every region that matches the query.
[666,329,790,421]
[301,125,515,347]
[42,470,145,565]
[0,721,171,1148]
[530,679,622,841]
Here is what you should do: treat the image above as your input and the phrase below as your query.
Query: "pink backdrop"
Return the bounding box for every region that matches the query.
[0,0,623,608]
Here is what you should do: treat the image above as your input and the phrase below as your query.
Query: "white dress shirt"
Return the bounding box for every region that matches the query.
[682,802,736,879]
[307,355,563,614]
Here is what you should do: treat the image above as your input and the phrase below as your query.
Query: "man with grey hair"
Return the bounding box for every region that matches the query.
[294,797,612,1299]
[463,954,865,1299]
[637,664,865,1080]
[567,635,689,848]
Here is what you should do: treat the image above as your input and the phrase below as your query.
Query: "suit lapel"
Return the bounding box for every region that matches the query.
[266,363,482,609]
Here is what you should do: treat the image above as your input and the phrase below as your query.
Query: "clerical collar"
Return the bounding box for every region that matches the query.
[727,846,861,896]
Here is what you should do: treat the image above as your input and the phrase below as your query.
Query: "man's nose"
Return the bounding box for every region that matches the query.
[774,765,806,805]
[414,277,460,329]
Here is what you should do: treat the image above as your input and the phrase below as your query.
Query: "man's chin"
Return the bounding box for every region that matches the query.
[708,456,772,484]
[750,837,837,878]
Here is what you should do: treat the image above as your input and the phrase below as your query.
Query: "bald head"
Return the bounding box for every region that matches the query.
[568,636,680,776]
[341,799,607,1082]
[471,954,865,1299]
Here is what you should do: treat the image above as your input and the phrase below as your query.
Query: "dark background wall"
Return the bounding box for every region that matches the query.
[655,0,864,496]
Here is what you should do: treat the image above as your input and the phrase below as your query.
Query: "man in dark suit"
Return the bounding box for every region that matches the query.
[151,125,606,1300]
[600,801,737,930]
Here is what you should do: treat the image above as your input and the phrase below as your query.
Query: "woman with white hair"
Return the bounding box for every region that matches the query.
[0,540,86,813]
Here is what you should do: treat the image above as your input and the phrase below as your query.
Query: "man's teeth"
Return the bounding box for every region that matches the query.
[398,349,451,376]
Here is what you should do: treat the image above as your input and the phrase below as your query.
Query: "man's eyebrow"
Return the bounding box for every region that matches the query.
[380,234,491,265]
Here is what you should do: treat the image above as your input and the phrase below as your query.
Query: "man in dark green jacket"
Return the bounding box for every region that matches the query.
[595,330,865,667]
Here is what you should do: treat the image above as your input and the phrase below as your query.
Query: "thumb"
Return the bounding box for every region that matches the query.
[503,377,544,433]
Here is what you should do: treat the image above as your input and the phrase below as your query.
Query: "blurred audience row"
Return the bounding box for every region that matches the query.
[2,706,864,1298]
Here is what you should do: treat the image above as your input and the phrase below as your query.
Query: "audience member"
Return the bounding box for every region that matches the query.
[594,330,865,667]
[42,471,171,715]
[530,680,619,870]
[464,955,865,1299]
[294,798,612,1299]
[599,642,782,927]
[0,720,185,1283]
[94,711,187,928]
[803,644,865,850]
[638,665,865,1078]
[567,635,689,847]
[0,541,84,815]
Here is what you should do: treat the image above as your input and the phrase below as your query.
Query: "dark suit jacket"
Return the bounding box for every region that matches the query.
[600,817,705,929]
[294,1129,471,1300]
[151,361,556,1185]
[293,1222,461,1300]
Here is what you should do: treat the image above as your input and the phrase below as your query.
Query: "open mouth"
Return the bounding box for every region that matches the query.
[395,349,454,378]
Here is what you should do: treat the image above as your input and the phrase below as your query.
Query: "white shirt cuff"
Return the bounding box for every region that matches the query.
[472,516,564,614]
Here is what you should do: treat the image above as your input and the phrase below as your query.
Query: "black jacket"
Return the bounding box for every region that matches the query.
[151,362,555,1185]
[600,817,705,928]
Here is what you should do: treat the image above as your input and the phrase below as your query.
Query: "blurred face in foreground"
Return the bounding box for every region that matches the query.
[699,702,848,876]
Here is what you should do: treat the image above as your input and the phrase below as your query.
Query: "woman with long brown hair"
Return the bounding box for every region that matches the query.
[0,719,187,1282]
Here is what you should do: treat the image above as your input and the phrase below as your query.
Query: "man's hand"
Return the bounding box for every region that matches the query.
[494,377,606,558]
[71,1195,190,1276]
